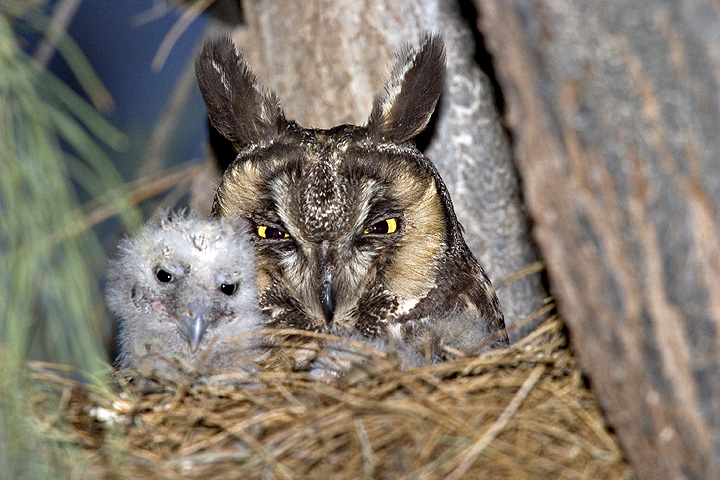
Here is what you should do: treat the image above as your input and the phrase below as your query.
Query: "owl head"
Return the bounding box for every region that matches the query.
[107,211,264,372]
[195,34,506,361]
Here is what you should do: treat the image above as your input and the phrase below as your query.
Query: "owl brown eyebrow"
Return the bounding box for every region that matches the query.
[364,198,402,225]
[249,195,283,221]
[249,214,285,230]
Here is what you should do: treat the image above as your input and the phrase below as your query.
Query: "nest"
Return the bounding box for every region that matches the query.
[30,315,634,479]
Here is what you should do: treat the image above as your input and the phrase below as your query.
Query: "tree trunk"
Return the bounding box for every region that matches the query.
[195,0,548,339]
[477,1,720,479]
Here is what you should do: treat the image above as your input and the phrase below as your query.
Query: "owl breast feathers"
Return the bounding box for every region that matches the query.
[195,33,508,367]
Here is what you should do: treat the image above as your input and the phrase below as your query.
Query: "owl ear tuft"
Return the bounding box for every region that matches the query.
[367,33,445,144]
[195,36,285,150]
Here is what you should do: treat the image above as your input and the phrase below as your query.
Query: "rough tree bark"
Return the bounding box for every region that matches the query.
[477,1,720,479]
[193,0,548,340]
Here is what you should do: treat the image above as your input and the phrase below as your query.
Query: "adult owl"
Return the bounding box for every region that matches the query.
[107,211,264,373]
[195,33,508,367]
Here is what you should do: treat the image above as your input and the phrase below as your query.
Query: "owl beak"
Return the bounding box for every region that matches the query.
[319,269,336,328]
[179,302,209,352]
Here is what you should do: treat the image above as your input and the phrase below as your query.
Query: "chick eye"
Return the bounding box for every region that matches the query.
[364,218,398,235]
[257,225,289,239]
[220,283,237,296]
[155,268,173,283]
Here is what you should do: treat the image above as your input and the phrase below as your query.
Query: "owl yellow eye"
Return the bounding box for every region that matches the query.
[257,225,289,239]
[364,218,398,235]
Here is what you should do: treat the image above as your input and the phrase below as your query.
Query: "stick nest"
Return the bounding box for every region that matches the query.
[30,316,634,479]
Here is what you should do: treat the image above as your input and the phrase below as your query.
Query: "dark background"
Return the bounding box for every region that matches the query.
[49,0,209,187]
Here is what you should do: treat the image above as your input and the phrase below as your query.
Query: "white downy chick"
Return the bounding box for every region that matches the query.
[107,211,265,374]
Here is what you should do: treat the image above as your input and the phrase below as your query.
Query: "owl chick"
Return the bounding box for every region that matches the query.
[107,211,264,373]
[195,33,508,368]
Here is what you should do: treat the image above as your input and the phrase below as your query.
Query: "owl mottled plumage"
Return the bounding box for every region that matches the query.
[107,211,264,373]
[195,34,508,368]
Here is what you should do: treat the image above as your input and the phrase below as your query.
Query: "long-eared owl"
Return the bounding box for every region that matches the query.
[195,33,508,367]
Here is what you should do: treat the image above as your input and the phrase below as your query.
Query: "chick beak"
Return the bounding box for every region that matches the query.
[319,268,336,328]
[179,302,209,352]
